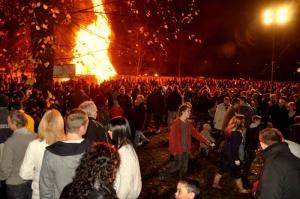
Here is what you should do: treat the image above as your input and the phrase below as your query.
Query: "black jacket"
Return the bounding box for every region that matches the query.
[84,118,110,143]
[256,142,300,199]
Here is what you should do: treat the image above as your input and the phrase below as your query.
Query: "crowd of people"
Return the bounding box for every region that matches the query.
[0,75,300,199]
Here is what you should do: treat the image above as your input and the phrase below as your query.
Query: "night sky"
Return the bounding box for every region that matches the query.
[108,0,300,81]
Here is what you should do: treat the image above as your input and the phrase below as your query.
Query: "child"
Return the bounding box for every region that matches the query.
[175,179,201,199]
[199,123,215,156]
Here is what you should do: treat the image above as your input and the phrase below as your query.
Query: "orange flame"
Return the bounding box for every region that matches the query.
[72,0,116,82]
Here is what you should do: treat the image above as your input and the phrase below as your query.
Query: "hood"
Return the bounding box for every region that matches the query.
[46,139,91,156]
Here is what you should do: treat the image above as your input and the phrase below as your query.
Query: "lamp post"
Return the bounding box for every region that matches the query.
[262,5,290,91]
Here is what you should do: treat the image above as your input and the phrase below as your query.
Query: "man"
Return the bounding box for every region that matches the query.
[237,96,254,129]
[39,109,91,199]
[160,103,212,179]
[213,96,230,136]
[256,128,300,199]
[166,86,182,129]
[79,100,110,143]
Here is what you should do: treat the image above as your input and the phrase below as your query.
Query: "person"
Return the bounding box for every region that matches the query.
[79,100,110,143]
[175,178,201,199]
[244,115,261,175]
[199,123,215,156]
[213,96,230,138]
[19,109,65,199]
[108,116,142,199]
[39,109,92,199]
[212,115,250,193]
[59,142,120,199]
[161,103,212,179]
[0,110,36,199]
[131,94,149,146]
[288,115,300,144]
[0,94,10,199]
[255,128,300,199]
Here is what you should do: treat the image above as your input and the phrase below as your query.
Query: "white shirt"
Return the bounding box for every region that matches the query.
[285,140,300,159]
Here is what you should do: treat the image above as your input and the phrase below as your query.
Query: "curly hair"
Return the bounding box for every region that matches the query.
[67,142,120,199]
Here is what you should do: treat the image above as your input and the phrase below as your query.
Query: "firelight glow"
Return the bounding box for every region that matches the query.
[72,0,116,82]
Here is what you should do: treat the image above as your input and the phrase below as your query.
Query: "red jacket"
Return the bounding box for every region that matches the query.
[169,118,209,155]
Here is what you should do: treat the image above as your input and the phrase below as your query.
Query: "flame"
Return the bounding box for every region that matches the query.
[72,0,116,82]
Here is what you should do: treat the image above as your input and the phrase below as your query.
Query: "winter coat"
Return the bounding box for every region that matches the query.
[256,142,300,199]
[222,131,243,162]
[0,127,36,185]
[214,103,230,130]
[169,118,209,155]
[84,117,110,143]
[39,139,91,199]
[114,144,142,199]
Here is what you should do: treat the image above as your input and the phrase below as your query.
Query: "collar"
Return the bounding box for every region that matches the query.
[262,142,290,160]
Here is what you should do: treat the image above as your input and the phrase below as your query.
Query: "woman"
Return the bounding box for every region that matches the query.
[60,142,120,199]
[108,117,142,199]
[19,109,65,199]
[0,110,36,199]
[212,115,249,193]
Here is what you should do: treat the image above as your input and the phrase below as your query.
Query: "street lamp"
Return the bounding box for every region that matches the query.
[262,5,291,90]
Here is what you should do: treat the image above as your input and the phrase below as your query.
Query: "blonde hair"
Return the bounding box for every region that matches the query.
[38,109,65,144]
[224,115,245,136]
[65,108,88,133]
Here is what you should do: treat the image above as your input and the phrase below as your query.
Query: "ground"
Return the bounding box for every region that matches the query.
[136,127,263,199]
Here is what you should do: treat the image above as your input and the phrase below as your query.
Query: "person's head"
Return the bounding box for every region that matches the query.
[79,100,98,119]
[231,98,240,108]
[108,117,131,148]
[68,142,120,199]
[175,179,201,199]
[252,115,262,125]
[287,102,296,112]
[279,96,288,106]
[259,128,283,150]
[8,110,28,131]
[65,108,89,136]
[178,102,192,120]
[223,96,230,105]
[225,114,245,135]
[239,96,247,104]
[119,86,125,95]
[135,94,144,106]
[38,109,65,144]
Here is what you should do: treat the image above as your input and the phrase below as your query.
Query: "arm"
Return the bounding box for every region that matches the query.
[39,151,55,199]
[0,142,13,180]
[19,141,35,180]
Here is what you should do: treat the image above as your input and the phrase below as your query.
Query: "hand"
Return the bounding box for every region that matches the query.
[234,160,240,166]
[210,143,216,147]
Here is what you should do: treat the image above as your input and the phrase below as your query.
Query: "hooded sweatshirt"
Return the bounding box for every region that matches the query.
[39,139,91,199]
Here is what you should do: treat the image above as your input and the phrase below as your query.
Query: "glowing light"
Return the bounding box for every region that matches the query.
[72,0,116,82]
[154,73,159,77]
[263,5,291,26]
[276,7,289,24]
[263,10,274,25]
